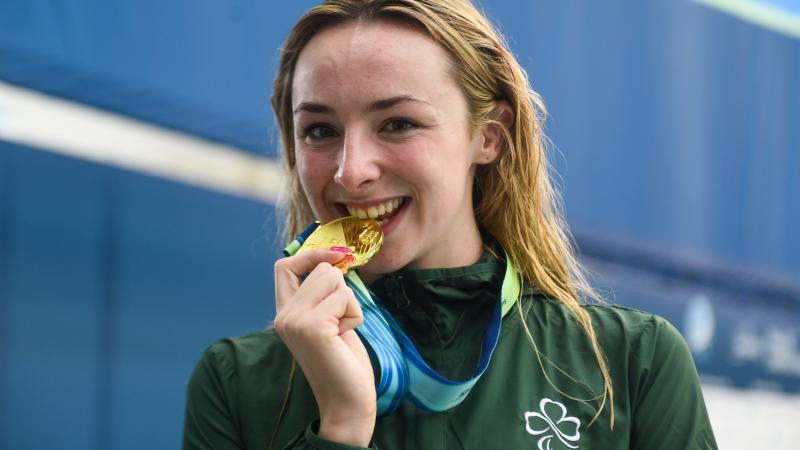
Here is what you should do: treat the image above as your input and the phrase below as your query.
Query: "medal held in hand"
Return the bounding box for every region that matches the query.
[284,217,383,270]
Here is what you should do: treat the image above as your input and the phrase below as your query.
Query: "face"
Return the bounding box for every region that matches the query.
[291,20,499,275]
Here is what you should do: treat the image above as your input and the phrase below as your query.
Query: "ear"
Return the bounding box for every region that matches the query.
[474,100,514,165]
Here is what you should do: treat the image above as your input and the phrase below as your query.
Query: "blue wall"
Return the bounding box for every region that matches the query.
[1,1,799,449]
[0,143,277,449]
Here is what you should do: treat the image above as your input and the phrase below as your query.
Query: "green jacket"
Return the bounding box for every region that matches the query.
[183,252,717,449]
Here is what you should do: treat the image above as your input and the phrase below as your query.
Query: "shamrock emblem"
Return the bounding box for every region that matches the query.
[524,398,581,450]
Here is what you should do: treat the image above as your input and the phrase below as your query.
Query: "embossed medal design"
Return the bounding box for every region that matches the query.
[296,217,383,269]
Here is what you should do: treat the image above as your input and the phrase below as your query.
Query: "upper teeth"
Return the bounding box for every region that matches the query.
[347,198,402,219]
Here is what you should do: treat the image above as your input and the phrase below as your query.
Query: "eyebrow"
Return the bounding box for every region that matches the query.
[366,95,430,112]
[293,102,332,115]
[293,95,430,115]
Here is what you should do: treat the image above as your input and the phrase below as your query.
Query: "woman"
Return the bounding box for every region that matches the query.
[183,1,717,449]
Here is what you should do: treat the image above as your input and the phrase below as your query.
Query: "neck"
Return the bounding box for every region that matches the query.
[358,224,486,284]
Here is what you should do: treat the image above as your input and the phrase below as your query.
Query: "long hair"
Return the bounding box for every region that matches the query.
[270,0,614,428]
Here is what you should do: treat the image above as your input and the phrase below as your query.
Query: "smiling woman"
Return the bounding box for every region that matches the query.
[182,1,718,449]
[291,20,495,273]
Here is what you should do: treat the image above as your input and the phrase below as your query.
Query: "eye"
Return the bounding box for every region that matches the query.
[381,119,418,134]
[304,124,337,141]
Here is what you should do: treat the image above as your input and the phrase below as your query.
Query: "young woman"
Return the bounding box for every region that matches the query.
[183,1,717,449]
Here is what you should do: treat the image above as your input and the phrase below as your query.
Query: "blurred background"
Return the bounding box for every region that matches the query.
[0,0,798,449]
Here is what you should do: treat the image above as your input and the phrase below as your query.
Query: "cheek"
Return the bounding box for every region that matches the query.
[384,141,437,178]
[296,150,337,194]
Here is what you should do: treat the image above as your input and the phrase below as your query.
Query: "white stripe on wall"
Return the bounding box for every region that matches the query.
[694,0,800,39]
[0,81,283,203]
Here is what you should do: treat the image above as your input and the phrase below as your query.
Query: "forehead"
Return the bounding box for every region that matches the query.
[291,20,458,107]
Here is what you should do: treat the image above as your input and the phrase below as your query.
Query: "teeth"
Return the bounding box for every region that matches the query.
[346,198,403,220]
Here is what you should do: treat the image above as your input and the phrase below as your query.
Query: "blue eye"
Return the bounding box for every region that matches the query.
[305,124,337,140]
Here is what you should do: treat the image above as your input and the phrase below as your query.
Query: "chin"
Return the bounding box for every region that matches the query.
[359,251,409,279]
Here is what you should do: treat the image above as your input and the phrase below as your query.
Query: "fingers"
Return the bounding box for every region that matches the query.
[278,248,346,278]
[275,277,363,339]
[314,283,364,335]
[296,263,355,313]
[274,249,347,310]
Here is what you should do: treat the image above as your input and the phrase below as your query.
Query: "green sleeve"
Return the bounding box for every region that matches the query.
[629,316,718,450]
[282,421,376,450]
[182,344,245,450]
[182,342,376,450]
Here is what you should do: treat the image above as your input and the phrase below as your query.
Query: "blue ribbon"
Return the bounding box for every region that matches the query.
[344,250,519,415]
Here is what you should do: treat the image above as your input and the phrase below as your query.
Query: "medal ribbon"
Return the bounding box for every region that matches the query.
[284,224,520,415]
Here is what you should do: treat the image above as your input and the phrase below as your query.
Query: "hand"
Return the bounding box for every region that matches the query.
[273,249,377,446]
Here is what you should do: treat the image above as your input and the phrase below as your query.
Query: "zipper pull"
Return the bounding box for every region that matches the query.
[385,274,411,309]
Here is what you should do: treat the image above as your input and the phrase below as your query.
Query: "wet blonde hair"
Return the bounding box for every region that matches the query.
[271,0,613,428]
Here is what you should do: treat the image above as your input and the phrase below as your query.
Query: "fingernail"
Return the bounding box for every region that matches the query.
[329,246,353,253]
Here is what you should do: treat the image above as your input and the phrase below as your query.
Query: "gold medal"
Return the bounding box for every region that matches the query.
[296,216,383,269]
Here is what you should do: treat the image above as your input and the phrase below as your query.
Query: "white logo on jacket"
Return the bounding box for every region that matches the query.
[524,398,581,450]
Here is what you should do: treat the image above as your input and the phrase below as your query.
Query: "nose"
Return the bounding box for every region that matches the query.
[334,131,381,192]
